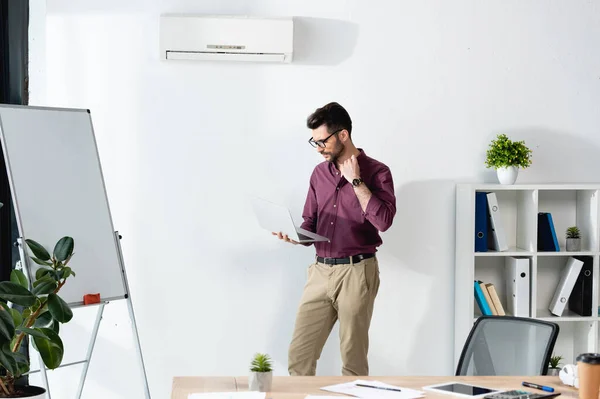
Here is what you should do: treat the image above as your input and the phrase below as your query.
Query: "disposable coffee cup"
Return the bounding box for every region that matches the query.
[576,353,600,399]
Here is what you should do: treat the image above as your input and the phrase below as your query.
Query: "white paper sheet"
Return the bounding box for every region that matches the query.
[320,380,425,399]
[188,393,266,399]
[306,396,348,399]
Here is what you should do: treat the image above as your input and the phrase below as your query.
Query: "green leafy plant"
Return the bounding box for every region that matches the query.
[485,134,533,169]
[0,236,76,397]
[250,353,273,373]
[549,355,563,369]
[566,226,581,239]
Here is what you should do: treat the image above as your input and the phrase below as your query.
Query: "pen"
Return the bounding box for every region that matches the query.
[522,382,554,392]
[356,384,402,392]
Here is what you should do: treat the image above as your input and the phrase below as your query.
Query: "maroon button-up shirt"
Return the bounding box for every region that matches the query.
[300,149,396,258]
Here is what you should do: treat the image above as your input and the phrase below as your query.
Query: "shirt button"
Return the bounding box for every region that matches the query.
[336,187,340,190]
[333,204,336,207]
[331,222,334,225]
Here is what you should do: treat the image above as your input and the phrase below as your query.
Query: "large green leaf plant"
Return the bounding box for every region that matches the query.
[0,236,76,397]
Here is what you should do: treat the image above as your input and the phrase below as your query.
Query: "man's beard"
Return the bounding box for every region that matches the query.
[323,142,344,164]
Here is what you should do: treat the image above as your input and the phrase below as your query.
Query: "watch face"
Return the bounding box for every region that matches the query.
[352,178,361,186]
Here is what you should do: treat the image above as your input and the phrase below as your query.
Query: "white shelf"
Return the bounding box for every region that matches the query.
[455,183,600,367]
[537,250,600,257]
[474,247,533,256]
[535,308,598,322]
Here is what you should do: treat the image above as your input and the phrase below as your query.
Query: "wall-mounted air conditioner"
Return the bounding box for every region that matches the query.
[159,14,294,63]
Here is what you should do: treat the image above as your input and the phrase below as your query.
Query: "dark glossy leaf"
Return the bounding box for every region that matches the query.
[51,320,59,334]
[33,275,55,288]
[33,328,63,369]
[48,294,72,323]
[53,236,74,262]
[10,269,28,289]
[32,280,58,296]
[31,257,53,267]
[8,308,23,329]
[58,267,75,280]
[0,307,15,341]
[25,239,50,261]
[34,311,53,328]
[0,282,36,307]
[17,327,49,340]
[0,343,18,375]
[36,267,55,281]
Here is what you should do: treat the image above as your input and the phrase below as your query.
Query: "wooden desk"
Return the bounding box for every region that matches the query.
[171,376,579,399]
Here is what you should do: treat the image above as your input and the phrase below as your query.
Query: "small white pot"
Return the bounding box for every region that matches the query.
[12,385,47,398]
[496,166,519,185]
[249,371,272,392]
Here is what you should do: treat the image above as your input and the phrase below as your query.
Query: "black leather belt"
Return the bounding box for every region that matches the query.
[316,253,375,265]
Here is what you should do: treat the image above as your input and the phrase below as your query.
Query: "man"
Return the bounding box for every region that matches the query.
[273,102,396,376]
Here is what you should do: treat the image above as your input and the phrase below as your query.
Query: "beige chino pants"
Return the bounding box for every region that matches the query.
[288,256,380,376]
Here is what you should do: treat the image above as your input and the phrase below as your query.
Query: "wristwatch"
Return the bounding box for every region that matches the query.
[352,177,363,187]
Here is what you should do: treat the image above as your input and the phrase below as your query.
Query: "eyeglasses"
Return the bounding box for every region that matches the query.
[308,129,343,148]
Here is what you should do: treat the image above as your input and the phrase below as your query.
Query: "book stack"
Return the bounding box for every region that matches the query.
[474,280,505,316]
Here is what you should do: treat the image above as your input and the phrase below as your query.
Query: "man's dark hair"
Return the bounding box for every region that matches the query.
[306,102,353,137]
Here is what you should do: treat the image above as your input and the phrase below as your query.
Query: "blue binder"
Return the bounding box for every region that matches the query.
[538,212,560,251]
[474,192,488,252]
[474,280,493,315]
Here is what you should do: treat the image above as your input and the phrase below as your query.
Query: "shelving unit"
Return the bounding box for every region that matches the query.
[455,183,600,369]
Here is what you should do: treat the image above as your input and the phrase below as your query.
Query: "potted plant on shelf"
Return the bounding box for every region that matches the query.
[547,355,563,376]
[248,353,273,392]
[0,236,76,398]
[485,134,533,185]
[566,226,581,252]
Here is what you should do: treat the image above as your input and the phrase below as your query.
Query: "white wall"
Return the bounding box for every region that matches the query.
[27,1,600,398]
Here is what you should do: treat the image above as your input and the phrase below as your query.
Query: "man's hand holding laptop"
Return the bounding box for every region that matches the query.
[272,231,299,245]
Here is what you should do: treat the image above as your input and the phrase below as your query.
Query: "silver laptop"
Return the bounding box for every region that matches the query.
[252,197,330,243]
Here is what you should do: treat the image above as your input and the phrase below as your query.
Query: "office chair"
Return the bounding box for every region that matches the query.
[456,316,559,376]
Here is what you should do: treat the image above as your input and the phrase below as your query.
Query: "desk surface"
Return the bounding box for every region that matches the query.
[171,376,578,399]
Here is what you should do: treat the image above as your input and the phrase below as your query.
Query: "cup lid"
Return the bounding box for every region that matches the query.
[577,353,600,364]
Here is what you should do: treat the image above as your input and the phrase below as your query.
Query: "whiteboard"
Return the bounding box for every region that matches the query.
[0,105,127,305]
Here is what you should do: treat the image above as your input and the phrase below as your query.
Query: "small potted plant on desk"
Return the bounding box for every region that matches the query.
[485,133,533,185]
[0,236,76,398]
[548,355,563,376]
[566,226,581,252]
[249,353,273,392]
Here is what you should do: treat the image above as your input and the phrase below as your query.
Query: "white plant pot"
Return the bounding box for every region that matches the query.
[249,371,272,392]
[11,385,47,398]
[496,166,519,185]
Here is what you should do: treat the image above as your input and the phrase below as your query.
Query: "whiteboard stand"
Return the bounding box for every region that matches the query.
[17,233,151,399]
[0,104,152,399]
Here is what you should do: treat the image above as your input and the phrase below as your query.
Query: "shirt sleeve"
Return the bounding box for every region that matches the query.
[364,165,396,232]
[300,171,318,245]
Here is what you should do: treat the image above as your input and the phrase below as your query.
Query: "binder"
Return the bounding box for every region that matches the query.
[474,280,493,316]
[474,192,488,252]
[549,257,584,316]
[568,256,593,316]
[486,192,508,251]
[538,212,560,251]
[505,257,530,317]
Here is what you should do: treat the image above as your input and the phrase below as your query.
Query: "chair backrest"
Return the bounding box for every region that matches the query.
[456,316,559,376]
